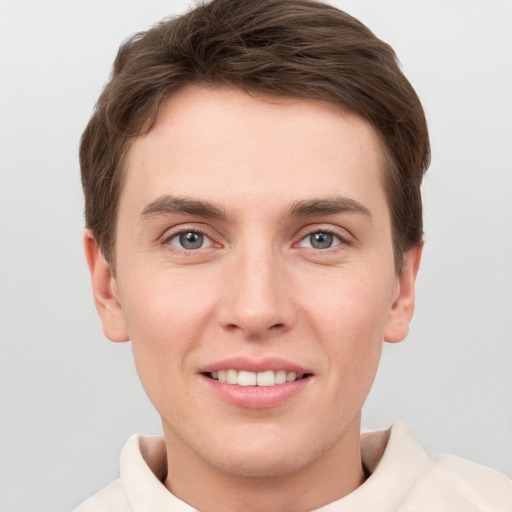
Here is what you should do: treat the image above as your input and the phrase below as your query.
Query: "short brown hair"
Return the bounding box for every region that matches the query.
[80,0,430,272]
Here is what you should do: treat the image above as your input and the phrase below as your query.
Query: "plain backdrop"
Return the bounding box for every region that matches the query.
[0,1,511,511]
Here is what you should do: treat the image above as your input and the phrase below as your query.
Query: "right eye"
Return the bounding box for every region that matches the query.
[296,230,345,250]
[299,231,340,250]
[168,231,213,250]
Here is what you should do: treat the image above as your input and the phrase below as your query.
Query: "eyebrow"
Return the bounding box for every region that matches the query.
[139,195,226,221]
[139,194,371,222]
[288,197,372,220]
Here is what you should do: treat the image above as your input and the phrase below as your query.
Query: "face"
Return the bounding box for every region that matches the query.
[86,86,419,479]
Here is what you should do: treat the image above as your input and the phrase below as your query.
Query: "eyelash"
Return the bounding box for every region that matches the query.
[162,226,217,253]
[161,225,352,253]
[295,226,352,251]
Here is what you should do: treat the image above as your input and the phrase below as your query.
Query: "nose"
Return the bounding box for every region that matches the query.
[217,247,297,340]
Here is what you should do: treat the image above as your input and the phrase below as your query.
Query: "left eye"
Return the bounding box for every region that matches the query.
[298,231,342,250]
[169,231,212,250]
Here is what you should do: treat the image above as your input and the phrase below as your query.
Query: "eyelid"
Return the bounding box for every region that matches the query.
[161,223,221,250]
[168,231,214,250]
[294,224,354,248]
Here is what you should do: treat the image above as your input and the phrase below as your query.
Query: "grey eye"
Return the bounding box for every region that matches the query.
[172,231,207,250]
[309,232,334,249]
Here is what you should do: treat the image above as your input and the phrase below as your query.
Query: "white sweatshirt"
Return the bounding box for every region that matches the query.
[74,422,512,511]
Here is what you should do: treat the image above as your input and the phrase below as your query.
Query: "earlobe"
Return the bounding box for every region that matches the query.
[384,245,423,344]
[83,229,129,343]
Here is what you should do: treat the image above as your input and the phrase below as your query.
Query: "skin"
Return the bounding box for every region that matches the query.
[85,85,421,512]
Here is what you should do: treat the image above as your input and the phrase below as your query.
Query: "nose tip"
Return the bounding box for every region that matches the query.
[217,256,296,339]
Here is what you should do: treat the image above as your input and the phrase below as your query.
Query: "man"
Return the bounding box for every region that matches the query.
[75,0,512,510]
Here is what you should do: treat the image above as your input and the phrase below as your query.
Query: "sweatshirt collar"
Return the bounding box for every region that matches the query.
[120,422,428,512]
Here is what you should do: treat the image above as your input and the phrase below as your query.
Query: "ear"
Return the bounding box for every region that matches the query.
[83,229,129,343]
[384,245,423,344]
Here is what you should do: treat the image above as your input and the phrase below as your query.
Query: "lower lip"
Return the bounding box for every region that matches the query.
[201,375,312,409]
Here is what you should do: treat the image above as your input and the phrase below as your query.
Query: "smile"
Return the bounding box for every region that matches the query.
[207,369,307,386]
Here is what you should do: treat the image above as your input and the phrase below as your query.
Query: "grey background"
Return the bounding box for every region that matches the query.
[0,1,511,511]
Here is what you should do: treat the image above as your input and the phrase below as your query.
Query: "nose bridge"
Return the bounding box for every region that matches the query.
[218,237,295,337]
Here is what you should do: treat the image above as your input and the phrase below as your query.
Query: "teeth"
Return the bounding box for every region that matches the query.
[238,370,257,386]
[209,369,306,386]
[286,371,297,382]
[226,369,238,384]
[275,370,287,384]
[256,370,275,386]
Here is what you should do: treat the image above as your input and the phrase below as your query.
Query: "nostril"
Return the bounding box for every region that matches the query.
[217,298,296,337]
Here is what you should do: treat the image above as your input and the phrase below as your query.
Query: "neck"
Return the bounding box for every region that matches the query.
[163,415,365,512]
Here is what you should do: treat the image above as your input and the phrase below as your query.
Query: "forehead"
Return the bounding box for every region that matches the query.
[122,85,388,219]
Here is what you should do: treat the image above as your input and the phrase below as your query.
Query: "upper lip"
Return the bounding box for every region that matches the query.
[198,357,312,375]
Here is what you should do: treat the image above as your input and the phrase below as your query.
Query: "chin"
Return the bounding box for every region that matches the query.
[207,449,315,479]
[195,426,338,479]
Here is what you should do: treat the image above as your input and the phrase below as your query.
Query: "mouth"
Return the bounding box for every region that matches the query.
[199,358,314,408]
[204,369,311,387]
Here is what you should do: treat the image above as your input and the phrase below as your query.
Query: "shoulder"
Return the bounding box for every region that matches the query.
[360,422,512,511]
[422,453,512,509]
[392,423,512,510]
[73,479,131,512]
[72,434,177,512]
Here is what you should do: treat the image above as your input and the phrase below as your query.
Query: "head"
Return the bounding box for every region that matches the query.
[81,0,429,500]
[80,0,429,274]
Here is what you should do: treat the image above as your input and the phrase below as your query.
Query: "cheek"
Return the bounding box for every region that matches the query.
[117,271,216,383]
[121,265,214,338]
[118,278,213,416]
[311,270,393,341]
[307,271,392,388]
